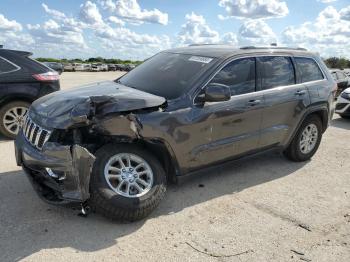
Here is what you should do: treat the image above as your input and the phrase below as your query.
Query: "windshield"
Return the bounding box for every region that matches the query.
[117,52,216,99]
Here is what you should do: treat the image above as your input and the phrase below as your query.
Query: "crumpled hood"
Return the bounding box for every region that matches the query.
[30,81,166,129]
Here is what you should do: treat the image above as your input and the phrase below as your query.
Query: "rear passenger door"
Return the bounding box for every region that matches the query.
[257,56,310,148]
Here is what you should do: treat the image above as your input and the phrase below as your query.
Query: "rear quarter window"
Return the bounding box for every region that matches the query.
[0,57,19,74]
[295,57,324,83]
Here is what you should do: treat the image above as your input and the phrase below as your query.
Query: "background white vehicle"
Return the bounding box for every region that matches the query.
[91,64,101,71]
[335,87,350,118]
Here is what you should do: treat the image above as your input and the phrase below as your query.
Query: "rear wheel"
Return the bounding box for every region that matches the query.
[90,144,167,222]
[0,101,30,139]
[284,115,323,162]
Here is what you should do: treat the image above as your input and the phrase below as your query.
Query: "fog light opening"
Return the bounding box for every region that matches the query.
[45,168,59,178]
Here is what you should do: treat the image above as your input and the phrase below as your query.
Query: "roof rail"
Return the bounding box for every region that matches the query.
[240,46,308,51]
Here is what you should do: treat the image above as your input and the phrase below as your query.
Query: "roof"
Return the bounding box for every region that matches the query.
[166,44,313,59]
[0,48,32,57]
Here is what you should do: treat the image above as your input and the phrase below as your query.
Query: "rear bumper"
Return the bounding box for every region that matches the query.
[15,131,95,205]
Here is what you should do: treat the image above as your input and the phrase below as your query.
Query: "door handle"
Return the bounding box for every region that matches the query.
[247,99,261,106]
[295,90,306,96]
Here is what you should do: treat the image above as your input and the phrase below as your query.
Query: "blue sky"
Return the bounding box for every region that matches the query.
[1,0,350,59]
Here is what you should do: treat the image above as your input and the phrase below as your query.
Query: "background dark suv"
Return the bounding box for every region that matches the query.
[0,48,60,138]
[15,45,335,222]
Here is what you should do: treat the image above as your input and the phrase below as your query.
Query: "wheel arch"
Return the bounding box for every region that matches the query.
[0,95,35,109]
[285,105,329,149]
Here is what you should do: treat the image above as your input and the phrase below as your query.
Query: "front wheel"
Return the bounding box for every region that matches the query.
[284,115,323,162]
[0,101,30,139]
[89,144,167,222]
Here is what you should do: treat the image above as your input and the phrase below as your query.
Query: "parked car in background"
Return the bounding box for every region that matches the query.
[91,63,101,72]
[64,63,74,71]
[43,62,64,74]
[342,69,350,77]
[0,48,60,138]
[335,87,350,118]
[15,45,335,221]
[125,64,136,71]
[100,64,108,71]
[330,69,350,97]
[108,64,116,71]
[116,64,126,71]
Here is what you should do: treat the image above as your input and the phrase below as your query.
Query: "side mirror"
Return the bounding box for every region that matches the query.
[199,83,231,102]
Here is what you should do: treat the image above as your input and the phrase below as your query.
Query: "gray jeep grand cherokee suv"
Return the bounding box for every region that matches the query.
[15,45,336,221]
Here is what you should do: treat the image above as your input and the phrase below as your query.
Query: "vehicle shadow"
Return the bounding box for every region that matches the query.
[331,117,350,130]
[0,134,11,143]
[0,151,306,261]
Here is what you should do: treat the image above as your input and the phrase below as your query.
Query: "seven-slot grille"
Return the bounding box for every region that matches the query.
[22,116,51,150]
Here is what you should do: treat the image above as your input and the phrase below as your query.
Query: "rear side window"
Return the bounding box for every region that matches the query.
[295,57,324,83]
[258,56,295,90]
[210,57,256,96]
[0,57,19,74]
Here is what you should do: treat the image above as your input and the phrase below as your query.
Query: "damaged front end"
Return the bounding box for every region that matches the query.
[14,81,167,206]
[15,132,95,205]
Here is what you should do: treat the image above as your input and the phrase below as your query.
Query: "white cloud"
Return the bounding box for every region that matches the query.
[340,6,350,21]
[178,12,220,45]
[238,20,277,45]
[281,5,350,57]
[0,14,32,50]
[99,0,168,25]
[42,3,66,20]
[317,0,337,3]
[94,23,171,59]
[218,0,289,19]
[0,14,22,32]
[27,19,87,49]
[79,1,103,25]
[108,16,125,26]
[221,32,238,45]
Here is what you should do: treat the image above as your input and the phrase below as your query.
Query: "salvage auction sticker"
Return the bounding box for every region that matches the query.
[189,56,213,64]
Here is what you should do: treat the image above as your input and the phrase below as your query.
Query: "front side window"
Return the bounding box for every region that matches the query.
[209,57,256,96]
[0,57,18,74]
[258,56,295,90]
[295,57,324,83]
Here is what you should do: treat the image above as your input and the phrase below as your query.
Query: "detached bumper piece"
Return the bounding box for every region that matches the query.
[15,132,95,205]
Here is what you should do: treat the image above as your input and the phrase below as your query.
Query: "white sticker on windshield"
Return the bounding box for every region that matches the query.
[189,56,213,64]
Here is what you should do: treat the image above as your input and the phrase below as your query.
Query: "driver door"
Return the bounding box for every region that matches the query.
[191,57,264,166]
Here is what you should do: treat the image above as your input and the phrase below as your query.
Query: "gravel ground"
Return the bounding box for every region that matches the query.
[0,72,349,262]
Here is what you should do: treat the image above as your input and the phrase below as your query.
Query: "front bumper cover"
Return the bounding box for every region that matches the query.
[15,131,95,205]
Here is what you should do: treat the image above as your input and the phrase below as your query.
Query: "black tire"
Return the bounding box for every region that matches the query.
[339,114,350,119]
[89,144,167,222]
[0,101,30,139]
[284,115,323,162]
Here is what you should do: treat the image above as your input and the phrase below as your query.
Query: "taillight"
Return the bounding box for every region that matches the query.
[33,71,59,81]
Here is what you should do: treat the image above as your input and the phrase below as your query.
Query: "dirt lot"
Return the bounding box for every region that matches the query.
[0,72,349,262]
